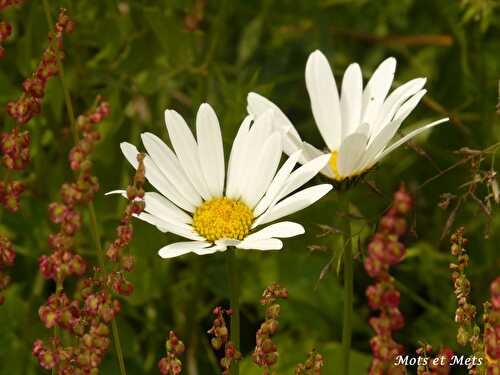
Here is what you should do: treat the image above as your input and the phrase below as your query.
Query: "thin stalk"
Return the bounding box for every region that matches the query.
[41,0,78,144]
[52,281,63,375]
[41,3,128,373]
[226,248,240,375]
[340,194,353,375]
[88,203,127,375]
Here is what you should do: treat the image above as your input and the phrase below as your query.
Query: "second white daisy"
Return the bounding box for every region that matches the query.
[247,50,449,183]
[112,103,332,258]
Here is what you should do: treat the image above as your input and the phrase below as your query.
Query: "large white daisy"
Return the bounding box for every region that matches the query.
[110,103,332,258]
[247,50,449,182]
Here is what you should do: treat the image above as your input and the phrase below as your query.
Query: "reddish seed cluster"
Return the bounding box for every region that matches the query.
[484,277,500,373]
[365,184,412,375]
[0,179,24,212]
[0,10,74,305]
[295,349,324,375]
[0,127,30,212]
[450,229,500,374]
[39,100,110,284]
[0,0,22,58]
[0,0,23,9]
[1,128,30,171]
[0,19,12,59]
[33,100,117,374]
[6,8,74,124]
[415,343,454,375]
[33,150,146,373]
[158,331,185,375]
[252,283,289,373]
[33,282,120,373]
[0,236,16,305]
[208,306,241,374]
[449,228,477,347]
[105,152,145,297]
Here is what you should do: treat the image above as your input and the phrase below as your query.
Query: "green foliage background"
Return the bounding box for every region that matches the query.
[0,0,499,374]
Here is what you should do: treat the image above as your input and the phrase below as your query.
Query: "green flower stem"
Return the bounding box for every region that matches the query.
[41,3,127,373]
[340,194,353,375]
[226,248,240,375]
[88,203,127,375]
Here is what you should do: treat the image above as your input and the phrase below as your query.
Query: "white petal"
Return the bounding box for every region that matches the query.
[302,142,333,178]
[361,57,397,128]
[376,118,449,162]
[144,192,192,224]
[164,110,211,200]
[254,184,332,227]
[340,63,363,139]
[105,189,126,196]
[245,221,304,241]
[141,132,201,207]
[236,238,283,251]
[196,103,225,197]
[356,118,403,172]
[393,89,427,123]
[158,241,212,258]
[120,142,196,212]
[371,78,427,138]
[247,92,303,156]
[338,132,368,177]
[240,132,282,208]
[135,212,203,241]
[226,116,252,199]
[120,142,141,169]
[276,154,331,201]
[253,150,302,217]
[237,110,274,200]
[305,50,341,150]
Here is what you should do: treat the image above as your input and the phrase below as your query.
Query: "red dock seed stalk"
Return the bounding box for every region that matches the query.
[415,342,453,375]
[450,228,500,374]
[365,184,412,375]
[1,8,73,209]
[208,306,241,374]
[252,283,288,374]
[0,9,73,304]
[0,235,16,304]
[295,349,324,374]
[158,331,185,375]
[38,101,110,285]
[6,8,73,124]
[484,277,500,373]
[0,0,22,58]
[33,100,118,374]
[105,151,145,297]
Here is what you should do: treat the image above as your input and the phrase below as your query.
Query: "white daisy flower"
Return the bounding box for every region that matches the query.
[247,50,449,183]
[109,103,332,258]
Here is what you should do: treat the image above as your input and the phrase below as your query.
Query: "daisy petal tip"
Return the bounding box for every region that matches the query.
[310,49,325,59]
[157,249,172,259]
[119,141,134,150]
[104,189,125,196]
[198,102,214,113]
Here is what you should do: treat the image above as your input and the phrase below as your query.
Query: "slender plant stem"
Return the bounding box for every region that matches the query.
[52,281,63,375]
[41,3,128,373]
[41,0,78,144]
[340,194,353,375]
[226,248,240,375]
[88,203,127,375]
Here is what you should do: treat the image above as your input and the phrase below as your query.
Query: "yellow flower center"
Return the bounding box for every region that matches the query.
[192,197,253,242]
[328,151,343,181]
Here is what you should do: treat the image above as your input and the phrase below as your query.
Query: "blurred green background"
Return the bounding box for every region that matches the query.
[0,0,499,374]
